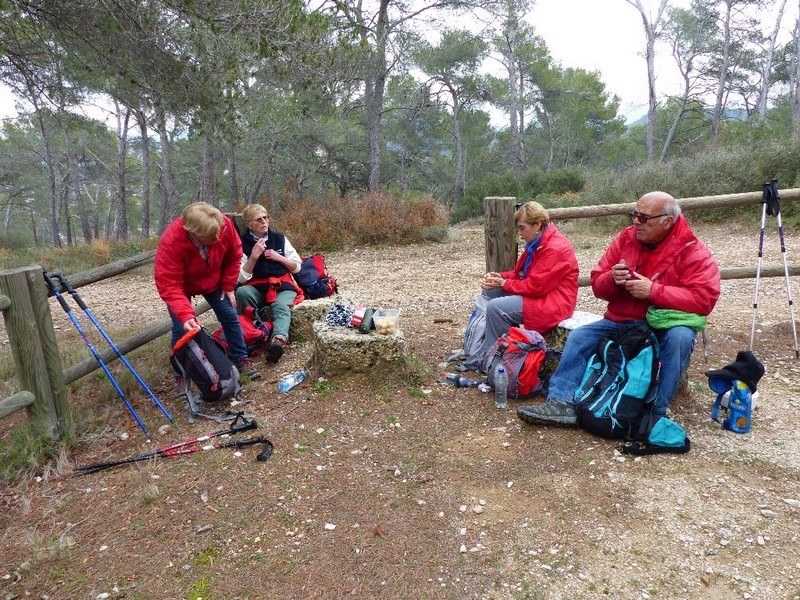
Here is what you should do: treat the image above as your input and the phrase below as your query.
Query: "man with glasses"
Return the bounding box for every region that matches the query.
[236,204,302,364]
[518,191,720,426]
[155,202,260,382]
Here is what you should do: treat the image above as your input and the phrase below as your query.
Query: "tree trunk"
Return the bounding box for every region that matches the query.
[202,130,216,206]
[792,3,800,139]
[227,140,239,210]
[711,1,733,143]
[62,120,93,243]
[505,24,522,174]
[627,0,669,162]
[452,98,466,207]
[155,102,178,232]
[135,108,151,238]
[29,91,61,248]
[757,0,787,120]
[364,0,390,192]
[115,103,130,241]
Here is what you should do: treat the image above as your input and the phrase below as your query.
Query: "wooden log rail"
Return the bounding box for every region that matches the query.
[485,189,800,277]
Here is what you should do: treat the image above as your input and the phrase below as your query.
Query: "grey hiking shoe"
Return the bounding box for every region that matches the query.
[235,357,261,381]
[517,401,577,426]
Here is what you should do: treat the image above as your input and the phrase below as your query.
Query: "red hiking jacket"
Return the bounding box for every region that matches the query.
[591,215,720,322]
[154,215,243,325]
[499,223,579,333]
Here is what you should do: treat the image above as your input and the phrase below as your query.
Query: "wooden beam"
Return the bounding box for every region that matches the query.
[0,391,35,419]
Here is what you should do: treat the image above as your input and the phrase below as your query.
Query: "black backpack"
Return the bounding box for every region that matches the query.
[171,327,241,403]
[574,324,690,455]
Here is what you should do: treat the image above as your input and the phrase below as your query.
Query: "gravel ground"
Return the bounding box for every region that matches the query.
[2,218,800,600]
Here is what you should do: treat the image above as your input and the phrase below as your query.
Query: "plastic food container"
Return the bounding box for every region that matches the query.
[373,309,401,334]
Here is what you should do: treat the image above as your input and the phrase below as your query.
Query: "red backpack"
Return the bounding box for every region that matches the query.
[482,327,548,399]
[213,306,273,357]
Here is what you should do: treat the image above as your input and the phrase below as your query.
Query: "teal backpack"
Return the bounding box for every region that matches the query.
[574,324,690,455]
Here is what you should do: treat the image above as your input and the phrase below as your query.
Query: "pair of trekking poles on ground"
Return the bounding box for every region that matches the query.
[42,269,174,434]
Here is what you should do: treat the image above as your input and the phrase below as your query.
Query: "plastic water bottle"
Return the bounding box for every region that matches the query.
[494,365,508,409]
[278,369,307,393]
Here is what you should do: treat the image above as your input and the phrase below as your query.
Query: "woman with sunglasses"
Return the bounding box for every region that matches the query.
[155,201,260,381]
[236,204,303,364]
[469,201,579,370]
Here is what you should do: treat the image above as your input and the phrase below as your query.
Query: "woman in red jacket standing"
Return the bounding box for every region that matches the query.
[473,201,579,370]
[155,202,260,381]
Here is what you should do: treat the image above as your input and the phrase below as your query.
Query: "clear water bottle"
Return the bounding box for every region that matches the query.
[278,369,307,393]
[494,365,508,409]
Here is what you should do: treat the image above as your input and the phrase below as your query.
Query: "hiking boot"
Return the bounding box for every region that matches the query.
[173,374,188,400]
[266,335,287,364]
[517,401,577,427]
[235,357,261,381]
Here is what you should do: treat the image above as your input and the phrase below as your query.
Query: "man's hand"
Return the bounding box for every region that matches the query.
[612,260,632,285]
[623,271,653,299]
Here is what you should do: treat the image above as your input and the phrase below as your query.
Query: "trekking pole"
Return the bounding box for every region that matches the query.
[42,270,148,434]
[74,417,271,475]
[749,180,800,358]
[53,272,174,423]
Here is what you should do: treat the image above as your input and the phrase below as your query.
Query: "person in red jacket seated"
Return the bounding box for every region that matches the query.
[518,191,721,426]
[472,201,579,370]
[155,202,260,381]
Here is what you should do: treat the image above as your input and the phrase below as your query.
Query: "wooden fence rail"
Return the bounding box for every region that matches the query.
[485,188,800,277]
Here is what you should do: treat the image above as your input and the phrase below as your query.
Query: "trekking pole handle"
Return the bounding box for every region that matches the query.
[54,272,88,310]
[219,436,273,461]
[42,270,70,311]
[229,418,258,435]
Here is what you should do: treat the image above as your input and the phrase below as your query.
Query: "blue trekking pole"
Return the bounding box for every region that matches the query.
[53,272,174,423]
[42,270,148,434]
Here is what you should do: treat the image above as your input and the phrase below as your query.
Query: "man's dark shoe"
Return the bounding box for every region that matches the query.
[235,357,261,381]
[517,401,577,426]
[266,335,287,364]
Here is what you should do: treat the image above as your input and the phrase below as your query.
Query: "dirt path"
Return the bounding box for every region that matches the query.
[2,220,800,600]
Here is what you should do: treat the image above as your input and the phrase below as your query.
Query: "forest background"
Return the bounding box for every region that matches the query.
[1,0,800,255]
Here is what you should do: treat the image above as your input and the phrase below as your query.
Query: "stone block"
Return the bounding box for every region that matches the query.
[289,293,353,342]
[309,321,407,377]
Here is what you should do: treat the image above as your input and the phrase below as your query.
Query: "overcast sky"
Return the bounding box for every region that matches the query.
[530,0,799,121]
[0,0,797,124]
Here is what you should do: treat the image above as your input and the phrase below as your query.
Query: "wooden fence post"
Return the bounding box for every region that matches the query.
[484,196,518,273]
[0,266,71,439]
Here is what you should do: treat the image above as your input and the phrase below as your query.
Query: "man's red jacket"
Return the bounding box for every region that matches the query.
[591,214,720,322]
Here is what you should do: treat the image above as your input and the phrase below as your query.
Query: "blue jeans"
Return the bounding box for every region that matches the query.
[168,291,248,362]
[547,319,697,417]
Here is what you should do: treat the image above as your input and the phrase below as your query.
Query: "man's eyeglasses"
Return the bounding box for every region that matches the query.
[629,211,668,224]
